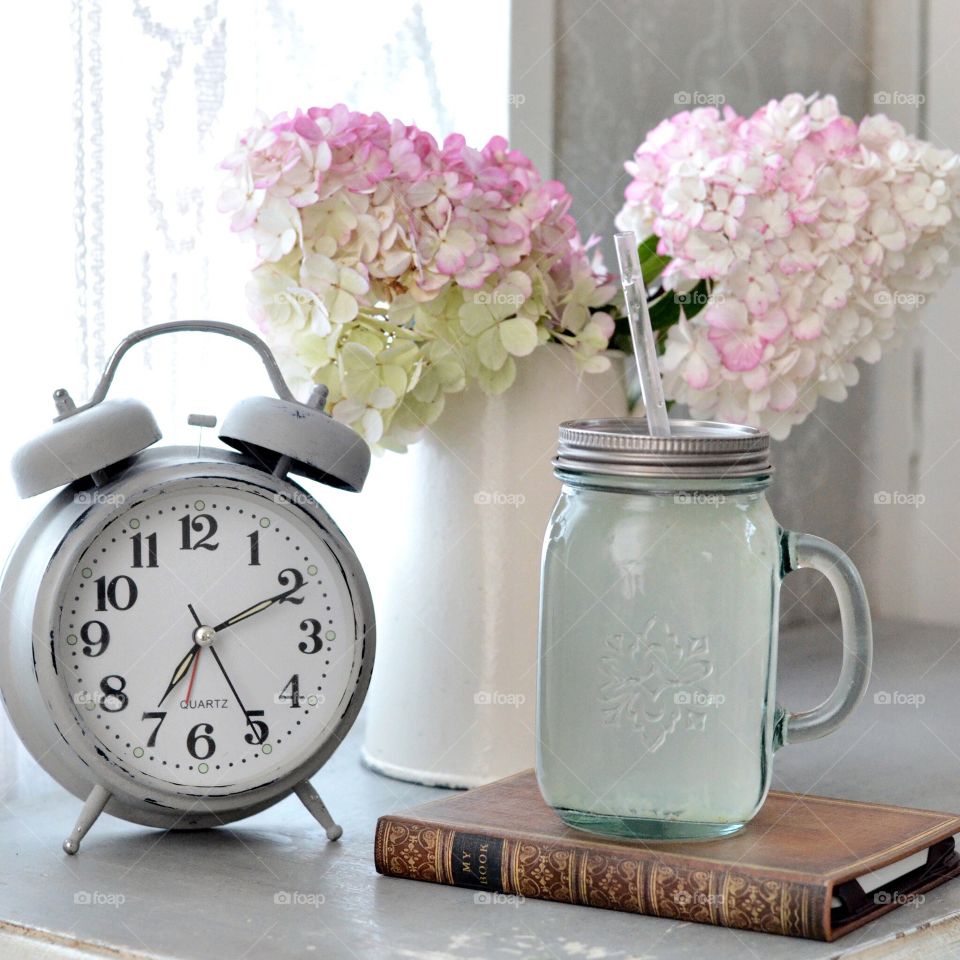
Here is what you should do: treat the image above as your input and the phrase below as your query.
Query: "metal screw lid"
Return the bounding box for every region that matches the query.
[555,418,772,480]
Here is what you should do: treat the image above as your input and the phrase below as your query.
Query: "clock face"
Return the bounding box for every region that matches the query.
[52,480,361,795]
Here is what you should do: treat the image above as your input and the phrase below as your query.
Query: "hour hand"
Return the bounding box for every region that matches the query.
[157,644,199,707]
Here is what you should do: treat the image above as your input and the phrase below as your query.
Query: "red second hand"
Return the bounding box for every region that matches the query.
[183,650,202,704]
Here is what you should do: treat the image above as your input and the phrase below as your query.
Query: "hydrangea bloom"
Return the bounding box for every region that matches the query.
[616,93,960,438]
[220,106,616,450]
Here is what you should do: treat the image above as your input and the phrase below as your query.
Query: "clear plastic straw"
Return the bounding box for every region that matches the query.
[614,231,672,437]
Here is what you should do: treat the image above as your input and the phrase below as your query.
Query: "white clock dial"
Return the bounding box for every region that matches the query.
[54,481,359,794]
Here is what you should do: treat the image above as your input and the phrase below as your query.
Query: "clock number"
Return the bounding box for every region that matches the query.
[141,711,167,747]
[130,532,159,568]
[277,568,306,605]
[79,620,110,657]
[243,710,269,745]
[298,619,323,655]
[99,675,128,713]
[186,722,216,759]
[247,531,260,566]
[95,575,138,612]
[278,674,301,709]
[180,514,219,551]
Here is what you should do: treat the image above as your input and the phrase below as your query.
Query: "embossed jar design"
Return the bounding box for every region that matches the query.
[537,419,872,840]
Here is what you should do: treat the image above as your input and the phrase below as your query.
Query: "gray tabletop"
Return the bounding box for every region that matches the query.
[1,616,959,960]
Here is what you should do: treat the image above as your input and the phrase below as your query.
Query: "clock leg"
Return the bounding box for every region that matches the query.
[293,780,343,841]
[63,784,111,855]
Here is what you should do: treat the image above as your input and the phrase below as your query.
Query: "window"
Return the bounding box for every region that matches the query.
[0,0,510,794]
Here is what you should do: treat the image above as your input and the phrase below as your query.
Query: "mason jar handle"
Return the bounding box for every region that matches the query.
[775,531,872,749]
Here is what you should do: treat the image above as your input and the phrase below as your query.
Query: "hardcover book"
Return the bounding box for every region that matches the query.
[374,770,960,941]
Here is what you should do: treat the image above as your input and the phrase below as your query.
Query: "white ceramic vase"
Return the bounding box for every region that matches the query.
[360,345,627,787]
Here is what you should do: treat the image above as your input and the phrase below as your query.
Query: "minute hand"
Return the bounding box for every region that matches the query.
[212,568,306,632]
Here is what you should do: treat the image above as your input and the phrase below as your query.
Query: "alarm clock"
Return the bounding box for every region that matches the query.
[0,321,375,853]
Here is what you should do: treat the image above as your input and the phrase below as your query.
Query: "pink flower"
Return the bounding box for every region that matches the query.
[708,154,764,195]
[435,225,477,275]
[618,92,960,438]
[810,117,859,158]
[781,143,822,200]
[662,314,718,389]
[221,104,616,449]
[706,301,787,371]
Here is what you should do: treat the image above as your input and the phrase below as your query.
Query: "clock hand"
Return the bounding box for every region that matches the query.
[156,603,205,708]
[156,644,199,707]
[212,568,306,633]
[183,647,203,703]
[214,597,275,630]
[160,575,303,709]
[182,602,205,703]
[208,646,267,745]
[183,602,206,703]
[192,603,265,743]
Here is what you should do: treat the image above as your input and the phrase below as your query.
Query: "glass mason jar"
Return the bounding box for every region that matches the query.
[537,419,872,841]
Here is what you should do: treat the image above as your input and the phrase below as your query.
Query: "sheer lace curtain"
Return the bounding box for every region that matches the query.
[0,0,509,798]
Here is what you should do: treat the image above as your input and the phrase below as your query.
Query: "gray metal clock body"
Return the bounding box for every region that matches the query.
[0,321,377,852]
[0,446,376,832]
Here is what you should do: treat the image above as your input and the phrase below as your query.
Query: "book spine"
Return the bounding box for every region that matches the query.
[374,816,827,939]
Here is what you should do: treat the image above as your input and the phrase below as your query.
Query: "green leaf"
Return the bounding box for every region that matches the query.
[637,234,671,287]
[611,331,634,355]
[610,287,681,359]
[673,280,711,319]
[636,233,659,262]
[647,290,680,331]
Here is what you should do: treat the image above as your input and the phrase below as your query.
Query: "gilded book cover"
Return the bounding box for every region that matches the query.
[374,770,960,941]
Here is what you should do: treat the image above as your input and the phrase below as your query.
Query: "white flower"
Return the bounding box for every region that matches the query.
[247,262,328,335]
[300,253,369,325]
[662,314,719,391]
[252,195,300,262]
